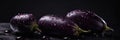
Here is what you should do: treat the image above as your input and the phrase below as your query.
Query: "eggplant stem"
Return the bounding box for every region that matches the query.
[31,22,42,32]
[104,25,114,31]
[73,24,91,36]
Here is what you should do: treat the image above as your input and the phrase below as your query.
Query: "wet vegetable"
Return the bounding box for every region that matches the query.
[10,14,40,33]
[66,10,113,34]
[38,15,88,37]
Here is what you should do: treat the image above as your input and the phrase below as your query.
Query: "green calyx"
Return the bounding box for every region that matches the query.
[104,25,114,31]
[30,22,41,32]
[73,24,91,36]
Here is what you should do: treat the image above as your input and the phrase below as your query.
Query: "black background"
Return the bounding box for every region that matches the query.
[0,0,119,39]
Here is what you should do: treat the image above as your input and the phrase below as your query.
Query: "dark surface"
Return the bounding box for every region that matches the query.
[0,23,119,40]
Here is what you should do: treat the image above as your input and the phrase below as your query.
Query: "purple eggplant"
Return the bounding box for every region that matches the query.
[66,10,113,34]
[10,14,41,33]
[38,15,88,37]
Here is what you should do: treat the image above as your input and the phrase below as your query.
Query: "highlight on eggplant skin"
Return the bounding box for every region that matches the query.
[66,9,113,34]
[10,13,40,33]
[38,15,88,37]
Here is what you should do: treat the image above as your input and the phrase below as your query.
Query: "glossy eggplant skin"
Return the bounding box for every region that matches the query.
[10,14,37,33]
[10,14,35,25]
[66,10,113,33]
[38,15,82,37]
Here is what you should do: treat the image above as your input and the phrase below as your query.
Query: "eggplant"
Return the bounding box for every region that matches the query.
[38,15,88,37]
[10,14,41,34]
[66,10,113,34]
